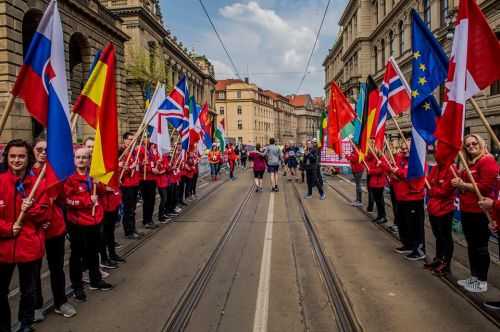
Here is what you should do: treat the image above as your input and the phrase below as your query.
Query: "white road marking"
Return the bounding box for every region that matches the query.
[253,193,275,332]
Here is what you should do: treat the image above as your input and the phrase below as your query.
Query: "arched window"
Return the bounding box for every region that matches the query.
[423,0,431,26]
[440,0,449,27]
[398,21,405,55]
[68,33,90,104]
[380,39,386,67]
[389,30,394,56]
[22,9,44,139]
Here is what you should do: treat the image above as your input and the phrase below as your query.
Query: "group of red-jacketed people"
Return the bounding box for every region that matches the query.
[346,134,500,307]
[0,132,201,332]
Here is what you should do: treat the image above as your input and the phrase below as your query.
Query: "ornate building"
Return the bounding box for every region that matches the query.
[289,94,322,144]
[323,0,500,149]
[0,0,216,143]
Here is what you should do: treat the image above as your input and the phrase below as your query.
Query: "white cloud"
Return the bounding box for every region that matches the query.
[210,59,235,79]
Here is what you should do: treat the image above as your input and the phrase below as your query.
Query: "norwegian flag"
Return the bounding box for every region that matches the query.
[434,0,500,166]
[373,57,411,149]
[158,76,190,156]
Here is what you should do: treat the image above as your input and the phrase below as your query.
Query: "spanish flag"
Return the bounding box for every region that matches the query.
[358,76,379,160]
[72,43,118,186]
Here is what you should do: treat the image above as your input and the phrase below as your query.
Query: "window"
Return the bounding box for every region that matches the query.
[219,107,224,115]
[237,105,242,115]
[238,136,243,143]
[236,91,241,99]
[389,31,394,56]
[440,0,449,27]
[373,46,378,72]
[237,120,243,130]
[380,39,385,67]
[492,80,500,95]
[381,0,386,16]
[423,0,431,26]
[398,21,404,55]
[374,0,378,24]
[217,91,225,99]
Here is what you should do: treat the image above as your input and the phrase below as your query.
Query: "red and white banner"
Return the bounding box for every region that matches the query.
[320,139,351,166]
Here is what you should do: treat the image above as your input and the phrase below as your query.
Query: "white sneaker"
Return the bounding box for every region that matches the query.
[457,276,477,287]
[174,207,182,213]
[82,271,90,284]
[54,302,77,318]
[464,280,488,293]
[34,308,46,322]
[100,269,110,279]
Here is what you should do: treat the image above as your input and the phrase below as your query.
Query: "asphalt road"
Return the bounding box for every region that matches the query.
[21,169,499,332]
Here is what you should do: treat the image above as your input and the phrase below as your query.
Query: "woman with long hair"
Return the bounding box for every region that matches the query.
[249,144,266,192]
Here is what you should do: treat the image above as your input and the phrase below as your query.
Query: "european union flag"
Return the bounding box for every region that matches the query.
[410,9,448,109]
[408,10,449,179]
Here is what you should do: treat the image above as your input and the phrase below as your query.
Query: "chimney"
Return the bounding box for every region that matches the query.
[244,77,249,84]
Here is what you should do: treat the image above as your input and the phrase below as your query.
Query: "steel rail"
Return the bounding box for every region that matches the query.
[162,184,255,332]
[325,179,500,329]
[289,183,363,332]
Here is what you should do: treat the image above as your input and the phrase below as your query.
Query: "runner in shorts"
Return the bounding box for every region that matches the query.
[249,144,266,192]
[264,138,282,192]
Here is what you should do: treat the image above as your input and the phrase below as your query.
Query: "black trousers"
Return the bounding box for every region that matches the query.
[68,223,102,290]
[429,212,454,264]
[241,158,247,168]
[389,186,399,226]
[0,260,39,331]
[371,188,386,219]
[35,235,67,310]
[183,176,192,199]
[306,169,324,196]
[121,186,138,236]
[366,175,374,210]
[398,200,425,252]
[100,210,118,260]
[176,183,184,206]
[192,173,198,196]
[167,184,177,213]
[158,187,168,218]
[461,212,491,281]
[140,180,157,225]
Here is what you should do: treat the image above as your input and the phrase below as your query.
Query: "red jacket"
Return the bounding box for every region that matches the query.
[226,147,238,162]
[64,173,104,226]
[102,188,122,212]
[459,154,498,213]
[0,170,50,263]
[367,158,388,189]
[427,164,457,217]
[347,150,364,174]
[208,151,222,164]
[155,155,170,189]
[139,145,158,182]
[120,146,141,188]
[392,155,426,202]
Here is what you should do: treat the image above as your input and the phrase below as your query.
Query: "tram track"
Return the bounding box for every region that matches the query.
[325,179,500,329]
[161,183,255,332]
[286,181,363,332]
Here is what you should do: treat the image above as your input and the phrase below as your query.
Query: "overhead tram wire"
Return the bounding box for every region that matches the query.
[198,0,242,80]
[295,0,332,94]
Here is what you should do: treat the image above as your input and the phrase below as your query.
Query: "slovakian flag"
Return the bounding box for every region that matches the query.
[358,76,379,160]
[72,43,118,186]
[373,57,411,149]
[327,82,356,155]
[11,0,74,189]
[434,0,500,166]
[199,102,213,149]
[158,76,190,157]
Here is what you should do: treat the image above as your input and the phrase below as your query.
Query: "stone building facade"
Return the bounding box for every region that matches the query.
[289,94,322,144]
[0,0,216,143]
[263,90,297,144]
[323,0,500,149]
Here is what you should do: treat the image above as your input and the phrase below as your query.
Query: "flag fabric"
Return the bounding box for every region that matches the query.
[327,82,356,155]
[434,0,500,166]
[72,43,118,186]
[352,82,366,144]
[188,96,202,151]
[407,10,449,179]
[319,111,327,148]
[148,83,171,156]
[358,76,379,160]
[215,119,226,153]
[11,0,74,188]
[199,102,213,149]
[374,57,411,149]
[158,76,190,157]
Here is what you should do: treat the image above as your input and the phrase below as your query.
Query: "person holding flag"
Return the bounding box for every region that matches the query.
[208,145,222,181]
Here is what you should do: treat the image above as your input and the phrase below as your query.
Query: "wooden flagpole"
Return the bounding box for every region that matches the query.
[384,137,396,166]
[91,183,97,217]
[0,94,16,137]
[348,138,370,171]
[469,97,500,149]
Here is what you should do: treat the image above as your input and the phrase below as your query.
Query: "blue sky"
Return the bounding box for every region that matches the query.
[160,0,347,97]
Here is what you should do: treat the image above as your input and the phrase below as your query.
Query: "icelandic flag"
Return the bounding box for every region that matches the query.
[199,102,213,149]
[374,57,411,149]
[407,10,448,179]
[11,0,74,188]
[158,76,190,157]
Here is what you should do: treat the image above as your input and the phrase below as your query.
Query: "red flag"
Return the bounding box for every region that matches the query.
[327,82,356,154]
[434,0,500,166]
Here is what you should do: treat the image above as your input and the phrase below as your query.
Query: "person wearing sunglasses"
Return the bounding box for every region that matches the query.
[452,134,498,293]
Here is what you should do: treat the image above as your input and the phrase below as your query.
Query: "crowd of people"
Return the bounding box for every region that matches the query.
[346,135,499,307]
[0,132,202,332]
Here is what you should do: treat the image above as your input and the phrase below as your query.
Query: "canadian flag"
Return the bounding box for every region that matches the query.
[434,0,500,166]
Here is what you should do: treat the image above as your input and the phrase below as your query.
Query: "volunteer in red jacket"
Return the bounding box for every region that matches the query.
[452,134,498,293]
[154,151,170,224]
[208,145,222,181]
[226,143,238,180]
[65,147,112,302]
[119,132,142,240]
[367,150,387,224]
[139,139,159,229]
[191,150,200,198]
[347,148,364,207]
[0,139,50,332]
[425,153,457,276]
[31,139,77,321]
[100,183,125,269]
[389,139,427,261]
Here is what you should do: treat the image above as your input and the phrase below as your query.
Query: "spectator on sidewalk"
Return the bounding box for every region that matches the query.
[249,144,266,192]
[303,140,325,200]
[346,148,364,207]
[240,145,248,169]
[0,139,50,332]
[31,139,77,321]
[264,138,282,192]
[452,134,498,293]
